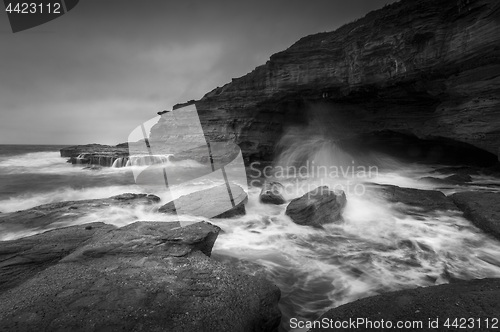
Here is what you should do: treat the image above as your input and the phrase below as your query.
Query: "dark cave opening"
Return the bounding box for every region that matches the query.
[340,130,498,167]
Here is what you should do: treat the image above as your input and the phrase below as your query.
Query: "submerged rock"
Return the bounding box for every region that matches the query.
[82,165,103,171]
[0,221,281,331]
[421,173,473,185]
[285,186,346,227]
[451,191,500,240]
[432,166,480,176]
[260,181,286,205]
[0,193,161,240]
[159,183,247,218]
[310,278,500,332]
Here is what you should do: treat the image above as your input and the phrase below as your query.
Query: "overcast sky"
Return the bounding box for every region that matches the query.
[0,0,395,145]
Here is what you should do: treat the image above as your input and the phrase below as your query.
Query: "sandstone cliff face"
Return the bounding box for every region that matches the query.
[150,0,500,164]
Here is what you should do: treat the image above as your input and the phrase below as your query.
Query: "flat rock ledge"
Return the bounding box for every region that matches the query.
[0,221,281,332]
[451,191,500,240]
[375,184,459,214]
[0,193,161,239]
[310,278,500,332]
[60,144,129,167]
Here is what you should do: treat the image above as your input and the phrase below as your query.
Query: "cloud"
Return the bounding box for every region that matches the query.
[0,0,396,144]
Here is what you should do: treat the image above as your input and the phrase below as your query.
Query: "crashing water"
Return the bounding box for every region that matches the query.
[208,107,500,331]
[210,177,500,331]
[1,145,500,332]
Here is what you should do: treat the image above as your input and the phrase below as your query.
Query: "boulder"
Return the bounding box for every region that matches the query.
[310,278,500,332]
[159,183,247,218]
[260,181,286,205]
[0,221,281,331]
[450,191,500,240]
[285,186,346,227]
[376,184,458,213]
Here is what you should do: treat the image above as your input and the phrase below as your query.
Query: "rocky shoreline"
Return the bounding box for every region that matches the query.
[310,278,500,332]
[6,0,500,330]
[1,172,499,331]
[305,184,500,332]
[60,143,129,168]
[0,216,281,331]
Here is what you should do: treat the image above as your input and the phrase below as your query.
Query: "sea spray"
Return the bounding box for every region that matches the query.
[2,146,500,332]
[209,183,500,331]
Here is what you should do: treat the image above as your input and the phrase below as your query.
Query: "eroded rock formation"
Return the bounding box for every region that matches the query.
[150,0,500,165]
[60,143,129,167]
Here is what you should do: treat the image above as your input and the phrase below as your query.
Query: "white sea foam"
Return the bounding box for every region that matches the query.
[2,146,500,332]
[0,152,76,174]
[0,185,143,212]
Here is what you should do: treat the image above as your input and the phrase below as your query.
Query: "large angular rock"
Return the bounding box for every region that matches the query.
[310,278,500,332]
[159,183,247,218]
[0,221,281,331]
[260,181,286,205]
[285,186,346,227]
[450,191,500,240]
[0,193,161,240]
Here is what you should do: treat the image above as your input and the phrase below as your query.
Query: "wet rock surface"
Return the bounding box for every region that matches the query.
[0,221,281,332]
[285,186,346,227]
[451,191,500,240]
[376,184,458,213]
[259,181,286,205]
[310,278,500,332]
[421,174,473,185]
[60,143,128,159]
[60,144,129,167]
[0,222,114,294]
[0,193,160,239]
[159,183,247,219]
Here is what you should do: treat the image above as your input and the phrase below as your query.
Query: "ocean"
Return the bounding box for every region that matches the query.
[2,144,500,331]
[0,145,140,213]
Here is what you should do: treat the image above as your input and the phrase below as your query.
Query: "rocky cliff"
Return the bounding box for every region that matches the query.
[150,0,500,165]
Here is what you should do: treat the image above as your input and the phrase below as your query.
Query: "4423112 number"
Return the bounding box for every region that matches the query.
[5,2,62,14]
